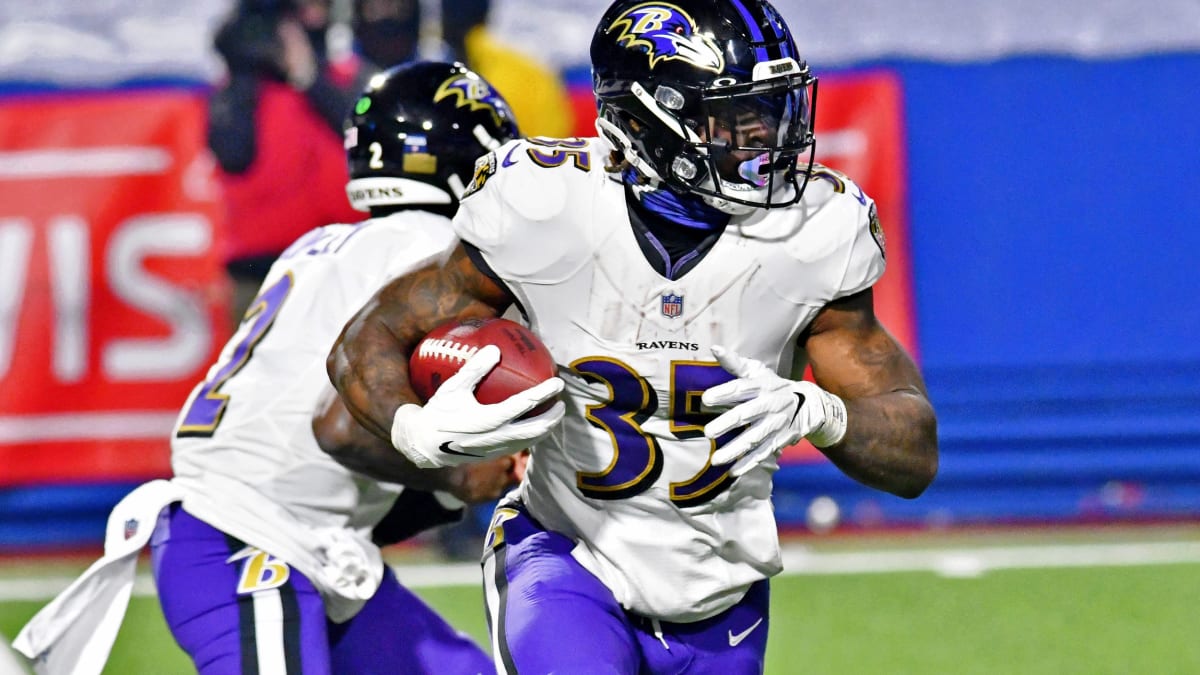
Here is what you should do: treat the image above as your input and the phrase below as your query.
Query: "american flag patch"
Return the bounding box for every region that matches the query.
[403,134,436,174]
[661,293,683,318]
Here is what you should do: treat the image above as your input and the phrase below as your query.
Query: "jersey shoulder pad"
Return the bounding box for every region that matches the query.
[801,163,872,212]
[453,138,609,283]
[276,214,455,288]
[454,137,605,240]
[772,165,886,300]
[355,213,457,279]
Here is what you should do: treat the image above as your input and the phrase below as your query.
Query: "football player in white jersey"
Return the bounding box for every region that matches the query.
[15,61,527,675]
[328,1,939,672]
[156,61,532,675]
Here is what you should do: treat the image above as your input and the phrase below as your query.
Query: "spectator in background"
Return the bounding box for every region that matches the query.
[209,0,370,321]
[209,0,571,322]
[350,0,572,140]
[352,0,423,70]
[441,0,575,138]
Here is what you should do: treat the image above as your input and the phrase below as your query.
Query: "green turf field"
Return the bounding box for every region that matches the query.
[2,533,1198,674]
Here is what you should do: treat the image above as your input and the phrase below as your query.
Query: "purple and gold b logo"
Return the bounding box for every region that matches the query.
[230,547,291,594]
[608,2,724,73]
[434,75,507,125]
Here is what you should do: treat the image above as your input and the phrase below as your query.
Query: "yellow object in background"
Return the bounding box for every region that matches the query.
[462,24,574,139]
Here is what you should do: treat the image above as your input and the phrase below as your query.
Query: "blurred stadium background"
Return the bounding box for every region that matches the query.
[1,0,1198,673]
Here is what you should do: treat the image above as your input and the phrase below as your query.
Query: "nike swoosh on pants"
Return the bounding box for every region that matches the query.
[728,617,764,646]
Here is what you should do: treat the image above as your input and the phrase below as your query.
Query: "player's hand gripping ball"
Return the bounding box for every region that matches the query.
[410,317,558,416]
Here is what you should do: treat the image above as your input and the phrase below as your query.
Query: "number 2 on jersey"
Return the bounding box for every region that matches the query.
[572,357,741,506]
[176,273,294,437]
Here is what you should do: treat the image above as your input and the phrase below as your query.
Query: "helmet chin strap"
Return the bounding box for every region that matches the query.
[598,112,759,216]
[710,176,774,213]
[596,116,664,185]
[700,193,758,216]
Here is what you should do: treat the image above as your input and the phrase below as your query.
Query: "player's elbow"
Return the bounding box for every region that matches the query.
[311,387,358,462]
[896,454,938,499]
[326,335,350,393]
[897,412,939,499]
[313,426,350,464]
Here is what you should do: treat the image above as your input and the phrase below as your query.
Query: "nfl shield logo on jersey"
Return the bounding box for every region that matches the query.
[123,518,139,540]
[661,293,684,318]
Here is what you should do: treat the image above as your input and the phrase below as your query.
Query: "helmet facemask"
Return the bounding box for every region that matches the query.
[599,65,817,215]
[666,69,817,214]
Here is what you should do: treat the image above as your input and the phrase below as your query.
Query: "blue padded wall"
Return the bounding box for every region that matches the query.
[773,53,1200,529]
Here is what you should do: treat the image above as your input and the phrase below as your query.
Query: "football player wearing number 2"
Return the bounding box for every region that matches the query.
[155,62,522,674]
[329,0,938,672]
[16,62,523,675]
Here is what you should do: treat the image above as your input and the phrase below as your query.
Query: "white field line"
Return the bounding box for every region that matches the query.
[2,540,1199,603]
[778,540,1200,578]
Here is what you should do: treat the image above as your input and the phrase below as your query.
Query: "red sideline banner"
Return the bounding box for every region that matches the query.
[811,71,917,358]
[2,73,915,486]
[0,91,228,487]
[783,71,918,463]
[570,71,918,463]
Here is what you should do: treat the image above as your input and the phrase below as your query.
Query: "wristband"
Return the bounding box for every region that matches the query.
[807,388,848,448]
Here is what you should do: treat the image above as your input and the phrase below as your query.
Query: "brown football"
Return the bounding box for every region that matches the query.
[409,317,558,415]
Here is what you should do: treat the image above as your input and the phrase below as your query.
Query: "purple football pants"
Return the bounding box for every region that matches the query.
[481,503,770,674]
[151,505,493,675]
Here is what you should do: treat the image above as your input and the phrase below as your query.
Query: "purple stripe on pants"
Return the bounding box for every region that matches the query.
[152,505,493,674]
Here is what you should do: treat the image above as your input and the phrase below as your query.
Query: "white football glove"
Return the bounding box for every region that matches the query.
[391,344,565,469]
[702,345,847,477]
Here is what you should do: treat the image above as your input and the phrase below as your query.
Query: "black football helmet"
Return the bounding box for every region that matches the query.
[344,61,519,212]
[591,0,817,214]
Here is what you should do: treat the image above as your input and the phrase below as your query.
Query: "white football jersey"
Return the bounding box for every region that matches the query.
[170,213,457,570]
[455,138,885,622]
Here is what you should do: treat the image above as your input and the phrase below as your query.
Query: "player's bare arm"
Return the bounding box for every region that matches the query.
[327,243,511,443]
[803,288,939,498]
[311,385,522,503]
